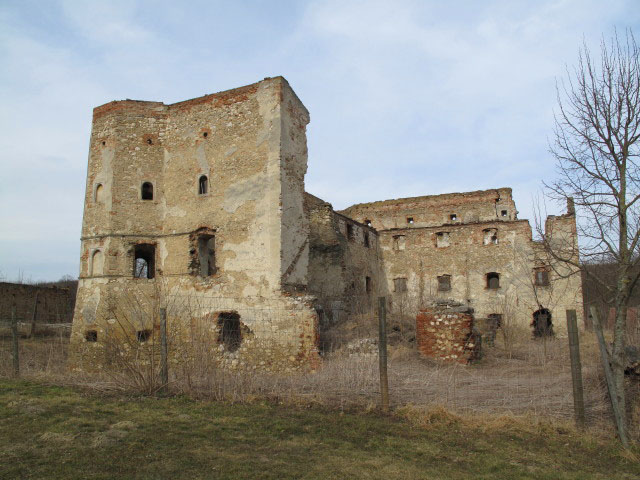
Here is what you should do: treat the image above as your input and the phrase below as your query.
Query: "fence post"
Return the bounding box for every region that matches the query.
[160,307,168,393]
[566,309,585,429]
[11,305,19,377]
[378,297,390,412]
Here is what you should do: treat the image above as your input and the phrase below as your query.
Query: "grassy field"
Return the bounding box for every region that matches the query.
[0,379,637,479]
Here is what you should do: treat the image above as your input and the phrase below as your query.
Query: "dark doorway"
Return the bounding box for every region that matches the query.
[532,308,554,337]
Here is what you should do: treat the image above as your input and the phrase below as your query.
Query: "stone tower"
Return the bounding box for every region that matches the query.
[70,77,319,371]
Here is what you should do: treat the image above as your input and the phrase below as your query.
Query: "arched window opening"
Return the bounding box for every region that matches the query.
[91,250,104,276]
[486,272,500,289]
[198,234,216,276]
[141,182,154,200]
[198,175,208,195]
[133,244,155,279]
[95,183,104,203]
[217,312,242,352]
[532,308,554,337]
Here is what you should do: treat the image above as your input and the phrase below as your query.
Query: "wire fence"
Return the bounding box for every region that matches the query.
[1,293,635,437]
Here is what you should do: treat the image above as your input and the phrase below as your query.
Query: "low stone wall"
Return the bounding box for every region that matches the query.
[416,304,481,364]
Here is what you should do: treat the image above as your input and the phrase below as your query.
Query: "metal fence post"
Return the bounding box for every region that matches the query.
[566,310,585,429]
[11,305,19,377]
[160,307,168,393]
[378,297,390,412]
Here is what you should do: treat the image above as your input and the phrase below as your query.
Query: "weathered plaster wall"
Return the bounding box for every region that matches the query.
[343,191,583,335]
[71,77,319,372]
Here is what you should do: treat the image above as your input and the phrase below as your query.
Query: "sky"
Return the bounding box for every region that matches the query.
[0,0,639,282]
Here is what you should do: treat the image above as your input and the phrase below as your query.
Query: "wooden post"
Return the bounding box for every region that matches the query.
[590,306,627,445]
[160,307,169,393]
[29,291,39,338]
[566,310,585,429]
[378,297,390,412]
[11,305,19,377]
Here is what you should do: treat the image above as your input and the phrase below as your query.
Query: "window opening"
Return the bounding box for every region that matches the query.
[134,244,155,279]
[532,308,554,337]
[436,232,450,248]
[85,330,97,342]
[534,268,550,286]
[136,330,152,343]
[483,228,498,245]
[364,219,372,227]
[486,272,500,289]
[95,183,104,203]
[198,235,216,277]
[346,223,354,240]
[437,275,451,292]
[407,217,414,224]
[450,214,457,221]
[366,276,372,293]
[141,182,154,200]
[198,175,208,195]
[501,210,508,217]
[364,232,370,248]
[203,131,208,138]
[146,138,153,145]
[91,250,104,276]
[394,277,407,293]
[393,235,406,251]
[217,312,242,352]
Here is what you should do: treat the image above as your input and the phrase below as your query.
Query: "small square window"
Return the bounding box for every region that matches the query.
[436,232,450,248]
[407,217,414,224]
[486,272,500,289]
[501,210,508,217]
[85,330,98,342]
[364,219,372,227]
[534,268,550,286]
[393,235,405,251]
[437,275,451,292]
[450,214,457,221]
[394,277,407,293]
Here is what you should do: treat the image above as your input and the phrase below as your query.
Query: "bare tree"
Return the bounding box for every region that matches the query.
[542,30,639,447]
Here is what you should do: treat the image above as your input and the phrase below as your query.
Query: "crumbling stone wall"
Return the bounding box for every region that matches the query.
[416,303,481,364]
[71,77,319,372]
[340,190,583,335]
[305,193,383,345]
[0,282,73,324]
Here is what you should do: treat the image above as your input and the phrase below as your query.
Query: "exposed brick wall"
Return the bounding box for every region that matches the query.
[416,305,481,364]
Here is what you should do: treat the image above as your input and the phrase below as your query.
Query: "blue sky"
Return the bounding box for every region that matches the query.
[1,0,639,282]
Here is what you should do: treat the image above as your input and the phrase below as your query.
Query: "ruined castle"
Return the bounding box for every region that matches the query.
[71,77,583,370]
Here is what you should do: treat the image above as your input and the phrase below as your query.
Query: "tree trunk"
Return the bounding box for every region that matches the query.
[591,306,629,447]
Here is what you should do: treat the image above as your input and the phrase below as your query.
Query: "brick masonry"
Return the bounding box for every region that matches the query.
[416,305,481,364]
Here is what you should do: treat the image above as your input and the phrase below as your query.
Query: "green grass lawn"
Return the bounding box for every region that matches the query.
[0,379,637,479]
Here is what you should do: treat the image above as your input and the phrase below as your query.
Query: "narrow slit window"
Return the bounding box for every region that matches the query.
[198,175,208,195]
[141,182,154,200]
[486,272,500,289]
[365,276,372,293]
[91,250,104,276]
[346,223,354,240]
[134,244,156,279]
[364,232,370,248]
[94,183,104,203]
[198,235,216,277]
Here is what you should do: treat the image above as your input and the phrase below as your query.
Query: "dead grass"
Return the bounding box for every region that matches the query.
[0,326,636,441]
